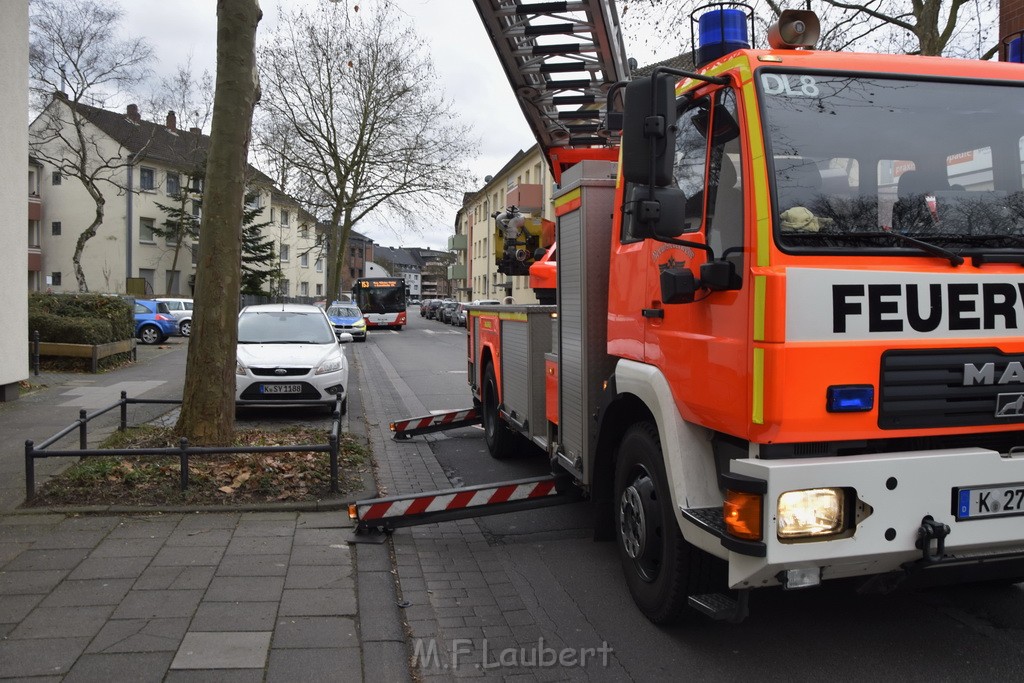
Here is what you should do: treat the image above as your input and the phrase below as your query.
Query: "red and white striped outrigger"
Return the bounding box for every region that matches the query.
[349,474,579,533]
[389,407,481,440]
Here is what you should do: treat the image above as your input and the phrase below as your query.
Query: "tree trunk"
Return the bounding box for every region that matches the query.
[175,0,262,445]
[72,189,105,292]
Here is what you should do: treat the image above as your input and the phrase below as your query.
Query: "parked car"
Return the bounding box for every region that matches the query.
[325,302,367,342]
[439,300,458,324]
[133,299,179,345]
[453,302,467,327]
[425,299,444,320]
[235,303,353,414]
[155,297,194,336]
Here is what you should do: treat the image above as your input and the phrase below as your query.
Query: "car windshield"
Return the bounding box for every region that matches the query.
[238,311,336,344]
[758,72,1024,254]
[327,306,361,318]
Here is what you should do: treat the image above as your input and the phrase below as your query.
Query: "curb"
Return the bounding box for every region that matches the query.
[6,497,356,516]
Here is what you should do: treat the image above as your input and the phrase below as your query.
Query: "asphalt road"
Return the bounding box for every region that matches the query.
[366,307,1024,681]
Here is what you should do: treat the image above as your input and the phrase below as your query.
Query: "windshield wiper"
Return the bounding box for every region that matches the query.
[842,231,964,266]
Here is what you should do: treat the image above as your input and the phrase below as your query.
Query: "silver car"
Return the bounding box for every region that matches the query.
[155,297,194,337]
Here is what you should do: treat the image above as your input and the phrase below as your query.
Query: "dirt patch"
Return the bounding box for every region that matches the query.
[24,425,370,508]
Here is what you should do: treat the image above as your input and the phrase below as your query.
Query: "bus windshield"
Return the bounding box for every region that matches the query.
[353,278,406,314]
[758,72,1024,255]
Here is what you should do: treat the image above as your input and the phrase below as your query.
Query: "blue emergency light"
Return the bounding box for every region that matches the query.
[1009,36,1023,63]
[691,4,753,68]
[826,385,875,413]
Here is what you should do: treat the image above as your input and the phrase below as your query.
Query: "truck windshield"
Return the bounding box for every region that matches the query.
[758,72,1024,256]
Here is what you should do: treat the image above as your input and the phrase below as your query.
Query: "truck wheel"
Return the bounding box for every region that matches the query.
[614,422,718,624]
[482,363,514,459]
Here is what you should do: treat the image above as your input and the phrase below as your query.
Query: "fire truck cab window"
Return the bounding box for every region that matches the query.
[706,90,744,281]
[761,73,1024,255]
[674,95,713,233]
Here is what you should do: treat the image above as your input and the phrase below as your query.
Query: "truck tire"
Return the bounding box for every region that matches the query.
[614,422,721,624]
[482,363,514,459]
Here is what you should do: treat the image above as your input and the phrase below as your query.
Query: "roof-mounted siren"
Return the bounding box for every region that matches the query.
[690,3,754,69]
[1001,30,1024,62]
[767,9,820,50]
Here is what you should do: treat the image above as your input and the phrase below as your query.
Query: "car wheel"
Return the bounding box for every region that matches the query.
[139,325,163,345]
[614,422,725,624]
[482,363,515,459]
[179,320,191,337]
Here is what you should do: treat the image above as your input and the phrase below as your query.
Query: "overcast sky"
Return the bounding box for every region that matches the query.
[118,0,658,252]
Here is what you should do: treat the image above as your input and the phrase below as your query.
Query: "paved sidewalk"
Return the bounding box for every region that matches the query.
[0,341,411,682]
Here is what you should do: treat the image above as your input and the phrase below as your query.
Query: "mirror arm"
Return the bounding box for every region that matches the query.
[661,236,717,262]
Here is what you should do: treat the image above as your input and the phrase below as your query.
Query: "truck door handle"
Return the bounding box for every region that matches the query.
[642,308,664,319]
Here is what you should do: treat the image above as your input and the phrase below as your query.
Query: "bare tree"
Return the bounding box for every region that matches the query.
[175,0,262,444]
[256,2,478,301]
[28,0,153,292]
[146,54,215,134]
[621,0,997,61]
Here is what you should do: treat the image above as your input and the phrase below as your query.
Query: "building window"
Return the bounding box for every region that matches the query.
[280,279,290,296]
[350,267,355,278]
[299,281,309,296]
[350,247,356,257]
[299,226,309,239]
[316,284,323,296]
[51,271,61,286]
[140,167,155,191]
[280,244,290,261]
[166,173,180,195]
[191,200,201,217]
[315,258,323,273]
[139,268,155,294]
[51,171,62,186]
[51,221,61,236]
[139,217,156,243]
[300,253,309,268]
[281,210,290,226]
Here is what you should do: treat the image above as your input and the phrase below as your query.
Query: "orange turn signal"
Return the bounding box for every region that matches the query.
[724,490,763,541]
[348,503,358,520]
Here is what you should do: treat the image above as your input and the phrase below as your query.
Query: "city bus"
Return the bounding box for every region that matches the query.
[352,277,407,330]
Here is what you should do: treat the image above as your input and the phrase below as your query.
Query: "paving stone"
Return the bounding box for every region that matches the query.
[0,514,64,526]
[164,669,264,683]
[3,548,90,571]
[0,541,30,567]
[0,569,69,595]
[165,529,233,547]
[225,535,292,555]
[288,544,351,566]
[39,578,134,607]
[30,530,109,550]
[363,640,411,683]
[292,528,350,546]
[204,576,284,603]
[111,589,204,620]
[189,601,280,632]
[63,651,174,683]
[86,617,191,653]
[67,555,152,581]
[134,565,215,591]
[175,513,240,530]
[151,546,225,567]
[0,636,90,677]
[265,647,362,682]
[170,631,272,669]
[278,588,356,617]
[232,524,295,539]
[0,594,43,622]
[10,605,114,639]
[296,511,350,529]
[272,616,359,649]
[55,516,121,533]
[284,565,353,589]
[239,512,297,522]
[216,554,290,577]
[106,521,178,540]
[92,536,171,559]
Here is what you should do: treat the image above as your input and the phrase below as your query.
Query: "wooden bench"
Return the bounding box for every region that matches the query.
[36,338,137,373]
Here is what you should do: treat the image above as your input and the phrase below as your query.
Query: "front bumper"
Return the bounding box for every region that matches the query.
[712,447,1024,588]
[235,370,346,406]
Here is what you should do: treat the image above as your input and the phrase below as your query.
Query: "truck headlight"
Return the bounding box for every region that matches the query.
[777,488,845,539]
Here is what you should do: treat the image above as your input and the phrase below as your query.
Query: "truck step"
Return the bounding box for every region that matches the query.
[688,591,749,623]
[390,408,480,440]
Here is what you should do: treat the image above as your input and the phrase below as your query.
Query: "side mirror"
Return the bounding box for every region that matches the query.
[336,332,354,344]
[625,185,688,239]
[622,74,677,186]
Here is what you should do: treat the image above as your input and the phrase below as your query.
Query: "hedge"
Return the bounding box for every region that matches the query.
[28,292,134,343]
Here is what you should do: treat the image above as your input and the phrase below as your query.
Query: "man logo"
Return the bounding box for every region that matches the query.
[996,393,1024,418]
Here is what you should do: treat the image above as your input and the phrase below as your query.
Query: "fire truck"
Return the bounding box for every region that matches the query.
[354,1,1024,624]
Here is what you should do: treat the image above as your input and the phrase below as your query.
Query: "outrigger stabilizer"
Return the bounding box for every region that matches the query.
[347,473,580,541]
[390,407,481,440]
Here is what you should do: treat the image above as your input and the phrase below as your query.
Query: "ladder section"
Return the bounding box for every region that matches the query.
[472,0,631,180]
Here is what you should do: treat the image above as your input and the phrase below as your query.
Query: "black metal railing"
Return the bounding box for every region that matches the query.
[24,391,343,502]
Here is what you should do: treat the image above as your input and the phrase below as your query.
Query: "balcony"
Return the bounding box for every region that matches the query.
[447,263,467,280]
[447,233,467,251]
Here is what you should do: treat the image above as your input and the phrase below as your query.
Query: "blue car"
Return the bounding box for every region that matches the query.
[325,303,367,342]
[133,299,179,345]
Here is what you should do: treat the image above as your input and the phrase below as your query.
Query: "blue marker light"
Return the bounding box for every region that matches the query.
[826,385,874,413]
[1010,36,1023,63]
